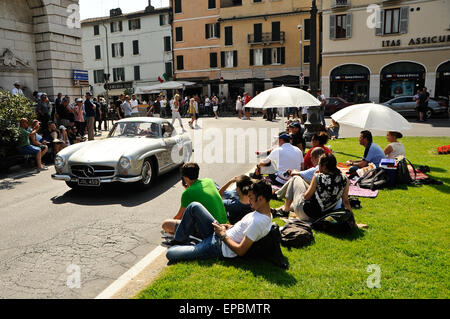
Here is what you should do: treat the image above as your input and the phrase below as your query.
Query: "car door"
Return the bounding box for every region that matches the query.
[389,97,406,115]
[161,122,178,170]
[402,97,416,116]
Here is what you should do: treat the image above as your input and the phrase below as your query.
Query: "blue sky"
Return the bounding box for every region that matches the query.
[79,0,170,20]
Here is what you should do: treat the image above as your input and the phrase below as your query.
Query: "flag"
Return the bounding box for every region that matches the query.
[158,73,170,83]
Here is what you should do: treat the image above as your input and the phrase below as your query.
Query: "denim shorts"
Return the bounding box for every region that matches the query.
[18,145,41,155]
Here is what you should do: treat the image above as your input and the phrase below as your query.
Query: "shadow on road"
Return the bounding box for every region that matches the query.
[50,169,181,208]
[408,118,450,128]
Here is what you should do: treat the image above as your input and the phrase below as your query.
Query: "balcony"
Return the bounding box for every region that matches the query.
[331,0,351,9]
[248,32,285,45]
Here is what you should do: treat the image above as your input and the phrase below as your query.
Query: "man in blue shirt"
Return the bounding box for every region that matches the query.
[347,130,385,173]
[84,92,96,141]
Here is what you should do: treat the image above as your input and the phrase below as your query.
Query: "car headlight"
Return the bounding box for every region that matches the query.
[119,157,131,169]
[55,156,65,169]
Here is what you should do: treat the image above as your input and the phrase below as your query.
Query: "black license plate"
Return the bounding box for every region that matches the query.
[78,179,101,187]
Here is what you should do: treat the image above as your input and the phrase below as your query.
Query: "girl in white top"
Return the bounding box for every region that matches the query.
[384,131,406,159]
[236,96,243,119]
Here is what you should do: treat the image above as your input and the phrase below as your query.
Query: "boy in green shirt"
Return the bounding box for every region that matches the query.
[162,163,227,235]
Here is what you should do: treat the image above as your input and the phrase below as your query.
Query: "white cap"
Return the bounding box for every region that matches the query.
[59,125,67,130]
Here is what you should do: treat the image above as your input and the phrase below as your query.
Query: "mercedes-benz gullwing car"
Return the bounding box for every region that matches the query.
[52,118,192,190]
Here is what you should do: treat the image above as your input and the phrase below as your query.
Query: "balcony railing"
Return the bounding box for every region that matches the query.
[248,32,285,45]
[331,0,351,9]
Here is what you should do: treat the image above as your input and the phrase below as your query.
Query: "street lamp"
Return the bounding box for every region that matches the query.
[309,0,318,95]
[298,24,303,88]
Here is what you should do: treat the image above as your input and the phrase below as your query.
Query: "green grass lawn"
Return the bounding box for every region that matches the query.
[138,136,450,299]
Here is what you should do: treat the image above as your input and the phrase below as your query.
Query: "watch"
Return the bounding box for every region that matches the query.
[219,233,227,241]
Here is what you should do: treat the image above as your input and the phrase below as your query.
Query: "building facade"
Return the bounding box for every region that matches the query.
[0,0,83,100]
[321,0,450,103]
[219,0,321,99]
[81,5,172,100]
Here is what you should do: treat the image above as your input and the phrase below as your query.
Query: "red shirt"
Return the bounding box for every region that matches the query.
[303,145,332,170]
[244,95,252,105]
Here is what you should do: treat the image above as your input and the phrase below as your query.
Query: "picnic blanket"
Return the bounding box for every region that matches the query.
[337,163,428,181]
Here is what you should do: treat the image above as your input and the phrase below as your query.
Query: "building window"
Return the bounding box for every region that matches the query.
[254,23,262,42]
[134,66,140,81]
[94,70,105,84]
[95,45,101,60]
[224,26,233,46]
[250,49,263,66]
[220,0,242,8]
[304,45,310,63]
[176,55,184,70]
[165,62,173,77]
[304,19,311,40]
[210,52,218,68]
[94,25,100,36]
[253,0,262,3]
[175,0,182,13]
[208,0,216,9]
[164,36,171,52]
[112,43,124,58]
[330,13,352,39]
[129,19,141,31]
[175,27,183,42]
[110,20,123,33]
[206,23,220,39]
[113,67,125,82]
[336,15,347,39]
[133,40,139,55]
[221,51,237,68]
[160,14,169,26]
[384,8,400,34]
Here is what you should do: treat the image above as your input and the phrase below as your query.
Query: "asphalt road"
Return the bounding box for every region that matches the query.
[0,116,448,299]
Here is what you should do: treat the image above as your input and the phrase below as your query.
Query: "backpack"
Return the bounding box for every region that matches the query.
[396,156,416,185]
[357,167,388,190]
[312,209,356,235]
[245,223,289,269]
[280,220,314,248]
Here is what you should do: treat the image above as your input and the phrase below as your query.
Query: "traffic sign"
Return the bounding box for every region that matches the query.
[73,69,89,81]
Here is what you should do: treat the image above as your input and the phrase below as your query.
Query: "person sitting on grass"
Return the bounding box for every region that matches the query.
[326,119,340,140]
[303,132,332,170]
[161,163,228,236]
[384,131,406,160]
[274,147,326,217]
[16,118,48,171]
[347,130,385,174]
[297,153,368,229]
[219,175,254,225]
[165,180,273,264]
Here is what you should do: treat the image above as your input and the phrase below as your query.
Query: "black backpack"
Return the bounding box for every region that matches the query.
[396,156,415,185]
[280,220,314,248]
[245,223,289,269]
[312,209,357,235]
[357,167,388,190]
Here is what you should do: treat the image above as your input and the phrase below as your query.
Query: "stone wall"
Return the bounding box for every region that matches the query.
[0,0,82,100]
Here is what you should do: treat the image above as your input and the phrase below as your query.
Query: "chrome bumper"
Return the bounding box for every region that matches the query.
[51,174,142,184]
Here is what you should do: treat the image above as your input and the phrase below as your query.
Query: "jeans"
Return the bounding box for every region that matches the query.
[166,202,224,263]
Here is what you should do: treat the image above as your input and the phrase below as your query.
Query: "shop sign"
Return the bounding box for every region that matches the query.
[106,81,134,90]
[332,74,369,81]
[381,35,450,47]
[382,73,423,80]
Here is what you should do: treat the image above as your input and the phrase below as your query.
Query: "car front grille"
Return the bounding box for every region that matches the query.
[71,165,116,178]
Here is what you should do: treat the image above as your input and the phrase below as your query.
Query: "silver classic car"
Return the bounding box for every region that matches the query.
[52,118,192,190]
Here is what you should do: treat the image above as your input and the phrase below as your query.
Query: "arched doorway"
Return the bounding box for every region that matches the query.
[330,64,370,103]
[436,61,450,99]
[380,62,425,102]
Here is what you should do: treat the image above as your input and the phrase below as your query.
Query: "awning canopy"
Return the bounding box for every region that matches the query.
[135,81,196,94]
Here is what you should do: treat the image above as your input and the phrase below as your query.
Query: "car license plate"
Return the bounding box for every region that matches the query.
[78,179,101,187]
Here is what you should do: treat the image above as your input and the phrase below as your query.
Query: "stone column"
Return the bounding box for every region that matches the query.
[28,0,83,100]
[369,74,380,103]
[425,72,436,97]
[321,76,330,98]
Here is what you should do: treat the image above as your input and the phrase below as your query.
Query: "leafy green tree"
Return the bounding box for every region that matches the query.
[0,90,35,147]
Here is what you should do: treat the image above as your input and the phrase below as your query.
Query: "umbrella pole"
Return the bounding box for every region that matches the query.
[281,108,285,131]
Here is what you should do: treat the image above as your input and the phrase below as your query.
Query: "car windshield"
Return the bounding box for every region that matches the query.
[109,122,160,138]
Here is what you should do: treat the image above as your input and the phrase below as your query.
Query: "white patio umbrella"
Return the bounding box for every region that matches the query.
[245,86,321,129]
[331,103,413,131]
[135,81,196,94]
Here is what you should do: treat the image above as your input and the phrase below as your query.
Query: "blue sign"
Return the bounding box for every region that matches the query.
[73,69,89,81]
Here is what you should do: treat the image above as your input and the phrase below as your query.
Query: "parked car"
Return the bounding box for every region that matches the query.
[383,96,449,119]
[51,118,192,190]
[324,97,353,116]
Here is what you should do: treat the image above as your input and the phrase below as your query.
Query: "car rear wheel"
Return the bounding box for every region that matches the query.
[425,108,433,120]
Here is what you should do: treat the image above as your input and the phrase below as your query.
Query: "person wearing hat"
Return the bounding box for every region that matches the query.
[384,131,406,160]
[11,81,24,96]
[254,132,304,186]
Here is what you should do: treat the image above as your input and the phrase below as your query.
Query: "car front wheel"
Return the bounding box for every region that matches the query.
[425,108,433,120]
[137,158,157,190]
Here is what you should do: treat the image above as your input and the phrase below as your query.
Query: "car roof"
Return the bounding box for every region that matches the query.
[116,118,168,125]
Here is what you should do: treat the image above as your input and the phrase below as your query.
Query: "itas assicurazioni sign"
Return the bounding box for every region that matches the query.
[381,34,450,48]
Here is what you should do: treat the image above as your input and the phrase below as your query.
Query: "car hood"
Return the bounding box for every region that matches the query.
[67,137,159,163]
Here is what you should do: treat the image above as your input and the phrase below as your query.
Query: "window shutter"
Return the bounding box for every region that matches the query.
[233,51,238,67]
[346,12,352,38]
[119,21,123,32]
[160,15,164,26]
[128,20,132,31]
[280,47,285,65]
[376,9,384,36]
[263,48,271,65]
[205,24,210,39]
[225,27,233,45]
[221,52,225,68]
[112,44,116,57]
[399,7,409,34]
[216,23,220,38]
[110,22,114,33]
[120,42,124,57]
[133,40,139,55]
[210,53,217,68]
[249,49,254,66]
[329,15,336,39]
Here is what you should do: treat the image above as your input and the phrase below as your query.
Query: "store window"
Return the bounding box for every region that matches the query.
[380,62,425,102]
[330,64,370,103]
